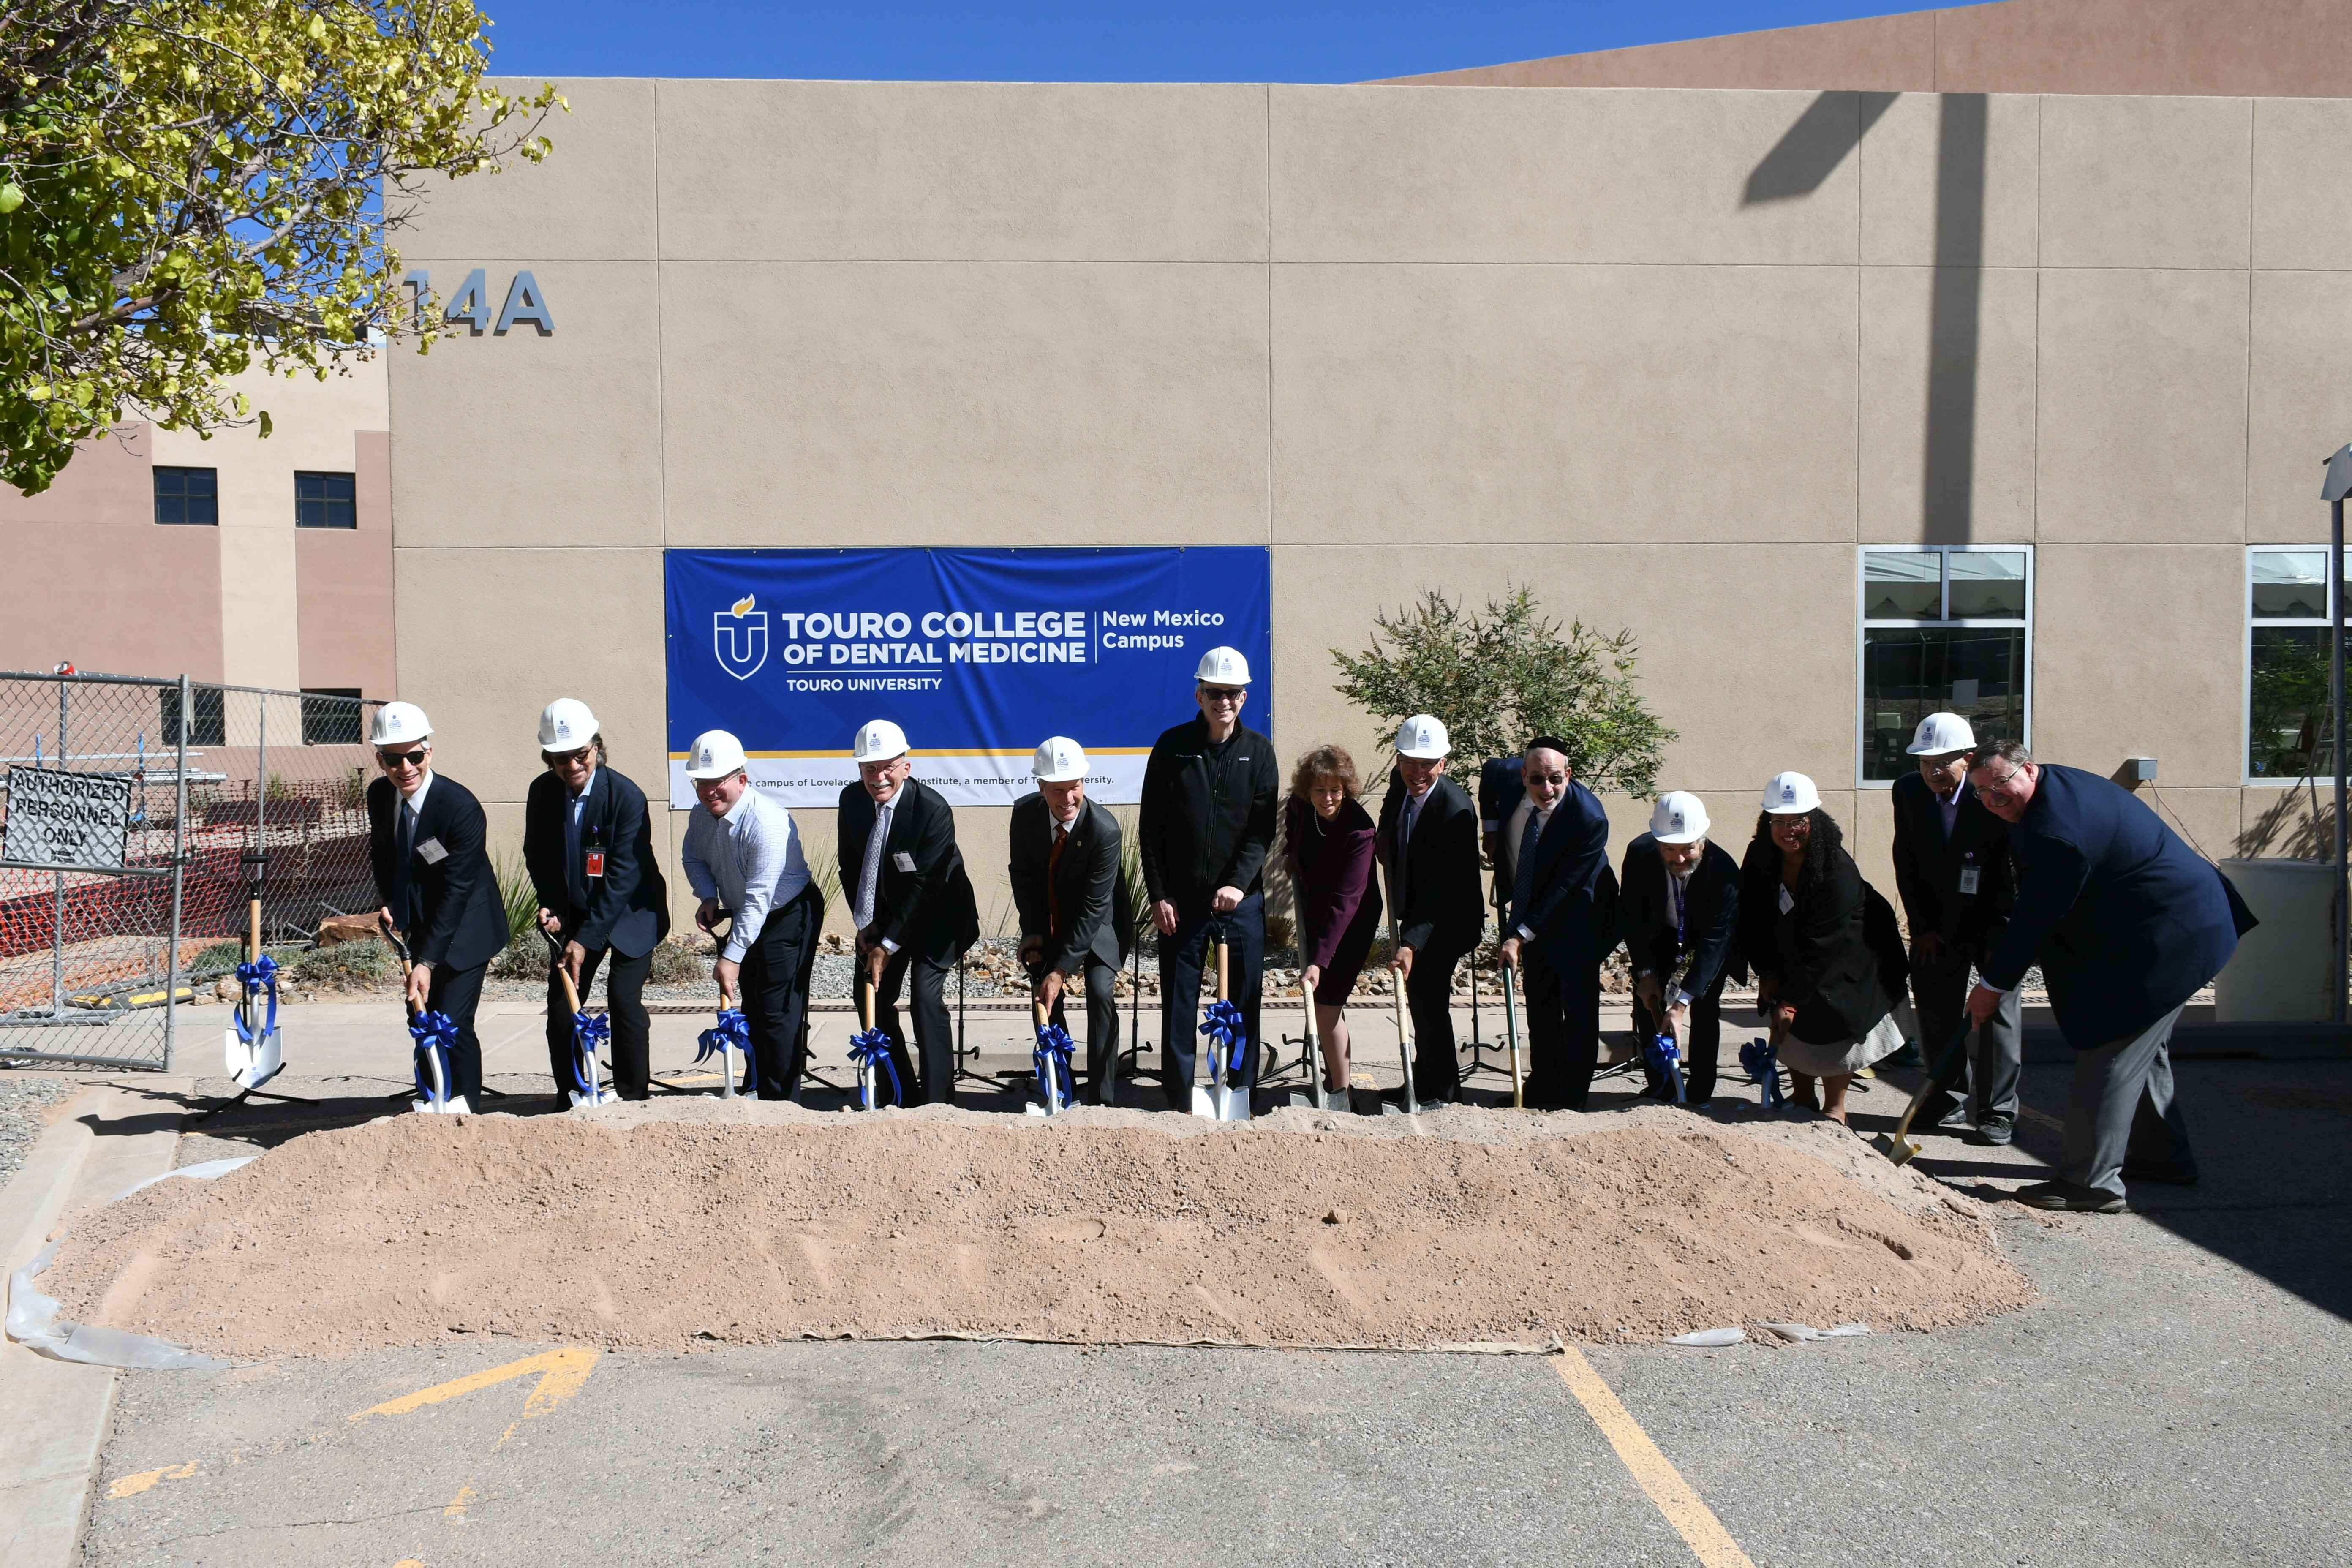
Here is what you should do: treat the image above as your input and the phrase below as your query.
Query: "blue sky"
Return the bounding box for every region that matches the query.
[478,2,1935,84]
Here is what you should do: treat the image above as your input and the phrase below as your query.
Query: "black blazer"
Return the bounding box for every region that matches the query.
[1619,833,1744,1000]
[1889,773,2014,959]
[836,776,981,964]
[368,773,507,973]
[522,766,670,960]
[1008,794,1133,974]
[1375,771,1484,958]
[1503,779,1620,972]
[1737,820,1903,1045]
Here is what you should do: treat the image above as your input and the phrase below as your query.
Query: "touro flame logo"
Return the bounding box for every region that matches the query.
[713,591,768,680]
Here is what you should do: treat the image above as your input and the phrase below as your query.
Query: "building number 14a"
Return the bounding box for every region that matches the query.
[402,270,555,337]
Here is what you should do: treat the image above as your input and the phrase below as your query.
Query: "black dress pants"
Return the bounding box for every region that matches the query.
[742,887,821,1100]
[875,946,958,1105]
[1520,945,1600,1111]
[1405,942,1471,1102]
[1633,982,1724,1105]
[544,942,652,1100]
[1036,954,1122,1103]
[425,960,487,1105]
[1157,893,1266,1109]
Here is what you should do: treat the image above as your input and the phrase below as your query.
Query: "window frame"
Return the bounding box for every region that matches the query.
[293,469,357,530]
[152,465,219,526]
[1854,544,2035,790]
[2243,544,2347,787]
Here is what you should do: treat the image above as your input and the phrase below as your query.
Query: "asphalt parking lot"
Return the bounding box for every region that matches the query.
[26,1002,2352,1566]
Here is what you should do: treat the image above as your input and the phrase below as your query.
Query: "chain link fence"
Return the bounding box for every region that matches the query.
[0,672,378,1070]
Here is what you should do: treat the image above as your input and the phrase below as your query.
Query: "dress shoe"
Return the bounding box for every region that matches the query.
[1971,1117,2014,1146]
[2013,1179,2126,1213]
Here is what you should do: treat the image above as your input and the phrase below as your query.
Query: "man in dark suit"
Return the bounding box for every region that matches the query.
[1968,741,2256,1211]
[1891,712,2020,1144]
[1010,737,1135,1103]
[838,719,981,1105]
[1496,737,1617,1111]
[523,699,671,1102]
[1376,714,1484,1104]
[1621,790,1741,1107]
[365,702,507,1114]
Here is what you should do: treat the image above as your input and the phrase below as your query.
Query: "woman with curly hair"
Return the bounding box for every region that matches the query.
[1739,771,1913,1124]
[1284,744,1383,1109]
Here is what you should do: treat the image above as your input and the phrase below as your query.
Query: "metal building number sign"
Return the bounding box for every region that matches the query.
[3,768,135,871]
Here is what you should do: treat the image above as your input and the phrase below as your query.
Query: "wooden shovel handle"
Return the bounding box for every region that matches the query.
[859,972,875,1032]
[1215,941,1228,1002]
[247,898,261,963]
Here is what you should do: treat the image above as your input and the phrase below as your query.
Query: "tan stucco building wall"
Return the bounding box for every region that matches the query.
[388,80,2352,932]
[2,359,397,700]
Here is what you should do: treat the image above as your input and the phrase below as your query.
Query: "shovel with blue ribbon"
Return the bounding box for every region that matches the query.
[1027,996,1078,1116]
[1644,1028,1687,1105]
[1193,932,1251,1123]
[381,911,468,1115]
[847,973,901,1111]
[696,996,751,1099]
[220,893,286,1091]
[1740,1035,1786,1111]
[544,927,617,1108]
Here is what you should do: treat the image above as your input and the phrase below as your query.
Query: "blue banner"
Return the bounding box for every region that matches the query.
[664,547,1273,807]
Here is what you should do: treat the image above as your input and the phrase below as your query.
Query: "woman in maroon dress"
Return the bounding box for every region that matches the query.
[1285,745,1383,1108]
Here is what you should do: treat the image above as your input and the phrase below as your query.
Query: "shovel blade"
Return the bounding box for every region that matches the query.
[1219,1082,1252,1122]
[1874,1132,1922,1166]
[1190,1084,1219,1120]
[227,1028,283,1091]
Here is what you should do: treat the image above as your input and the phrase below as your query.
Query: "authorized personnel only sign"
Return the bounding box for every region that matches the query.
[3,768,135,871]
[664,547,1274,807]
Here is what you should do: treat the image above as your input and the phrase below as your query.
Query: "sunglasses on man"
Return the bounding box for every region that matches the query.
[377,749,429,769]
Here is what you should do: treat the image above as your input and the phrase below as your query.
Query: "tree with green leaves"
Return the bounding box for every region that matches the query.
[0,0,561,494]
[1330,585,1677,797]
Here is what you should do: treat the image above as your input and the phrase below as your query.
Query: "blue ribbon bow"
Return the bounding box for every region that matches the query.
[695,1007,750,1066]
[1199,998,1248,1075]
[1644,1030,1686,1105]
[1740,1037,1785,1108]
[232,956,279,1045]
[847,1026,901,1109]
[1033,1021,1077,1109]
[569,1009,611,1097]
[410,1008,458,1103]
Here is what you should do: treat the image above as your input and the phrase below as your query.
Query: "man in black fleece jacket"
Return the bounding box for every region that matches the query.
[1139,646,1279,1111]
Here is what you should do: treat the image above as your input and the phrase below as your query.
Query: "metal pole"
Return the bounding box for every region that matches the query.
[165,675,189,1072]
[49,678,66,1017]
[2334,498,2347,1025]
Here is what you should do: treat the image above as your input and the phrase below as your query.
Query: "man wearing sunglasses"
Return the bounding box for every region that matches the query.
[1138,646,1279,1112]
[366,702,507,1114]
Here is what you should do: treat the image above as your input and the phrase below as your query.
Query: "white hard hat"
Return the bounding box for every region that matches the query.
[1032,736,1087,783]
[1395,714,1451,760]
[1761,771,1823,815]
[369,701,432,748]
[1194,646,1251,686]
[1650,790,1710,844]
[683,729,748,779]
[851,718,909,764]
[537,697,599,751]
[1905,711,1977,756]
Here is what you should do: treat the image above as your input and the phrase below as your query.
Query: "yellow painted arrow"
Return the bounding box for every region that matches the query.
[349,1347,599,1426]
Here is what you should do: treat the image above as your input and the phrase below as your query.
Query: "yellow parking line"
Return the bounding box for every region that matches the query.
[1554,1350,1757,1568]
[108,1459,197,1499]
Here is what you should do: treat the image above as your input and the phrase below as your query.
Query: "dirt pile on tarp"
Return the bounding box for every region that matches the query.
[42,1102,2036,1359]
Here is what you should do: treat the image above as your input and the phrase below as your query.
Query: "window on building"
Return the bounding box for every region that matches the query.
[153,466,218,526]
[2246,549,2347,781]
[299,688,365,746]
[294,471,356,529]
[1859,547,2031,784]
[159,684,226,747]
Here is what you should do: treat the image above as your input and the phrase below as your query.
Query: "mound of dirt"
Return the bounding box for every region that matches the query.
[41,1102,2036,1360]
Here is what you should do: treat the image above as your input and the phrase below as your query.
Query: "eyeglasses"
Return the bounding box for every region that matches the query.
[543,748,593,768]
[1201,686,1244,704]
[1977,765,2025,793]
[378,749,428,769]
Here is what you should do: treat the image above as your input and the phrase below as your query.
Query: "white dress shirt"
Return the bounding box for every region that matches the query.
[679,786,810,963]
